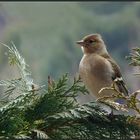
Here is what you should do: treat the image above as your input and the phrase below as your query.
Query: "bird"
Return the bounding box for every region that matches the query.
[76,33,128,101]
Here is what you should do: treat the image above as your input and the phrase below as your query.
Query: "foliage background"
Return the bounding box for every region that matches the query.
[0,2,140,102]
[0,43,139,139]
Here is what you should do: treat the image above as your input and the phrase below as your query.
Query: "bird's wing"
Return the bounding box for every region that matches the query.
[101,54,129,96]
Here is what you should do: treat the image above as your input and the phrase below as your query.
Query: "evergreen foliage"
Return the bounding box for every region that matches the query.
[0,42,140,139]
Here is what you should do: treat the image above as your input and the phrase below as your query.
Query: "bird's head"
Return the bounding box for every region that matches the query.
[76,33,107,54]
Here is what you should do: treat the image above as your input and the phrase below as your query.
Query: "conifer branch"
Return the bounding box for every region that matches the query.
[0,43,139,139]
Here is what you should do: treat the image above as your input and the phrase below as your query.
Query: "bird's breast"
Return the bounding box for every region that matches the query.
[79,54,113,98]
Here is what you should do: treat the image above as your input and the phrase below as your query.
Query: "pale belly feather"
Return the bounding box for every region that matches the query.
[79,54,114,99]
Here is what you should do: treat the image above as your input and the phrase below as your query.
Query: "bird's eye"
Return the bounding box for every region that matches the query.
[89,40,95,43]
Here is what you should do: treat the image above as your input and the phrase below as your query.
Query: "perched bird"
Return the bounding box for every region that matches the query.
[76,33,128,100]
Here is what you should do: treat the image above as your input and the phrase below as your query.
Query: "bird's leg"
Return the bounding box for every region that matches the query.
[110,108,114,116]
[108,108,115,121]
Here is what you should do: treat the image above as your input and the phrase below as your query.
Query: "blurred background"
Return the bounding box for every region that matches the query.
[0,2,140,103]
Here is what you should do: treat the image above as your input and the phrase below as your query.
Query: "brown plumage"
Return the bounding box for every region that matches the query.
[77,33,128,99]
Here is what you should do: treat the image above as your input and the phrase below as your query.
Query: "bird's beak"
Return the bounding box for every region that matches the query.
[76,40,84,46]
